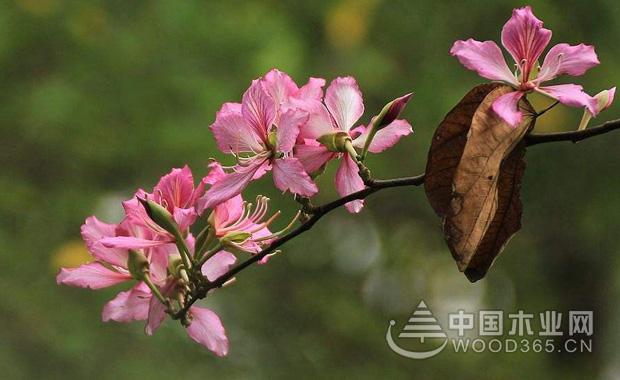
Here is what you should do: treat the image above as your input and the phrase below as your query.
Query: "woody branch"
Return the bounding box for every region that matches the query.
[172,117,620,319]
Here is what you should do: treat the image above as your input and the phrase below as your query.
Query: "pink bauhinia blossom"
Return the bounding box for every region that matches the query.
[294,77,412,213]
[199,71,322,210]
[57,216,169,322]
[142,272,232,356]
[101,166,204,250]
[450,6,601,126]
[202,162,287,261]
[57,214,235,355]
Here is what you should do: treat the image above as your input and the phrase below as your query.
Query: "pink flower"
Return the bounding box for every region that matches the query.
[200,70,321,210]
[450,6,600,126]
[58,214,235,355]
[143,257,233,356]
[295,77,412,213]
[101,166,204,250]
[202,162,280,260]
[56,216,169,322]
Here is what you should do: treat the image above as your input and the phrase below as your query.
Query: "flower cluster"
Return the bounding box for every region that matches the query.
[57,70,414,354]
[56,6,615,356]
[451,6,614,127]
[201,70,413,212]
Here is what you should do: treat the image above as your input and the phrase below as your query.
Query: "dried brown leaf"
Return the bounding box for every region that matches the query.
[425,83,503,217]
[463,143,525,281]
[424,84,535,282]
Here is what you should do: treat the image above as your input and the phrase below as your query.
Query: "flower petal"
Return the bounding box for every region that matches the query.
[198,159,269,211]
[210,106,265,154]
[148,244,174,284]
[450,39,518,84]
[295,77,326,101]
[145,280,176,336]
[201,251,237,281]
[173,207,197,232]
[57,263,131,289]
[272,157,318,196]
[537,43,599,83]
[335,154,365,213]
[294,139,336,174]
[186,306,229,356]
[100,236,171,250]
[491,90,526,127]
[501,6,552,74]
[241,79,275,136]
[81,216,128,268]
[325,77,364,131]
[153,166,196,210]
[203,161,227,186]
[262,69,299,106]
[121,194,168,238]
[102,282,151,322]
[536,84,597,114]
[298,102,337,140]
[352,119,413,153]
[220,102,241,114]
[213,195,244,230]
[277,108,308,152]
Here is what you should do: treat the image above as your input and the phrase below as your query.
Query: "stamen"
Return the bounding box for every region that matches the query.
[247,210,281,234]
[221,201,252,232]
[252,210,301,242]
[249,196,269,222]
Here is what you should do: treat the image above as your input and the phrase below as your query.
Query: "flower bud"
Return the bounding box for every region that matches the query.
[359,93,412,160]
[127,250,149,279]
[167,253,183,277]
[374,93,412,130]
[138,197,180,237]
[578,87,615,130]
[593,87,615,114]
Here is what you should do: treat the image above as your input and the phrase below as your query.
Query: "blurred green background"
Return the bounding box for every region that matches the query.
[1,0,619,379]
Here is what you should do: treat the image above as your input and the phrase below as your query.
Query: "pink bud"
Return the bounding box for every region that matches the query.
[376,93,413,129]
[592,87,615,115]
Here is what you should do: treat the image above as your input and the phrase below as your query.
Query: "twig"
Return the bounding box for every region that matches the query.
[174,117,620,319]
[526,118,620,146]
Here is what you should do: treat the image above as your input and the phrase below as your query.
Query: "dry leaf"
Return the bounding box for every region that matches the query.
[424,84,535,282]
[425,83,502,217]
[463,144,525,281]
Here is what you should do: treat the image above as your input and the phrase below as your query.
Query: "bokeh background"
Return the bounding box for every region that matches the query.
[1,0,619,379]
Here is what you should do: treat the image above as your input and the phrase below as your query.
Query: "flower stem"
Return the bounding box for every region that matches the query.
[343,139,360,163]
[172,232,193,270]
[360,121,378,161]
[142,275,168,307]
